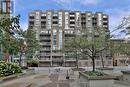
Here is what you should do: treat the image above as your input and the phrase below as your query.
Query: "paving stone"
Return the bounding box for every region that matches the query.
[2,82,32,87]
[1,68,130,87]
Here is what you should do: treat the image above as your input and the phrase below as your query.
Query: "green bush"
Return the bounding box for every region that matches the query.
[85,71,106,76]
[27,60,38,67]
[0,61,22,77]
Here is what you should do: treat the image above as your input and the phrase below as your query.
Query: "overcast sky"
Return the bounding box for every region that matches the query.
[14,0,130,36]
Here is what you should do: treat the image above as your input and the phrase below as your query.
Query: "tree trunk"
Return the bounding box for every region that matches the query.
[92,57,95,72]
[101,53,105,68]
[92,45,95,72]
[76,51,78,69]
[10,55,13,62]
[19,51,22,67]
[76,55,78,69]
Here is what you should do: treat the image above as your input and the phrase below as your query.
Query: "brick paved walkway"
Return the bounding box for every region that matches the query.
[1,68,130,87]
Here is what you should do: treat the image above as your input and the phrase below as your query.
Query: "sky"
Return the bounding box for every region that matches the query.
[14,0,130,36]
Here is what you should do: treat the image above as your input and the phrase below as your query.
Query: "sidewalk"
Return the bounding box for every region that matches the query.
[0,68,130,87]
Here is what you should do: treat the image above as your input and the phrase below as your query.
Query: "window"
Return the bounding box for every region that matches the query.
[70,17,75,19]
[53,40,56,45]
[59,30,62,49]
[92,18,97,21]
[53,35,56,39]
[70,12,75,15]
[70,22,75,24]
[108,61,111,64]
[53,21,58,24]
[120,59,127,64]
[29,16,34,19]
[41,16,46,19]
[52,30,57,50]
[41,26,46,28]
[70,26,75,28]
[42,14,46,16]
[53,45,56,50]
[53,13,58,16]
[41,21,46,24]
[29,21,34,25]
[103,18,107,20]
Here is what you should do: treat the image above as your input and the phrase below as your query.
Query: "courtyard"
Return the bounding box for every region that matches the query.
[0,67,130,87]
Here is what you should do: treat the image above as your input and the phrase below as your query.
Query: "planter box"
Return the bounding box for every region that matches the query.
[79,72,115,87]
[121,71,130,82]
[0,75,17,82]
[0,73,24,83]
[96,67,114,75]
[72,68,85,75]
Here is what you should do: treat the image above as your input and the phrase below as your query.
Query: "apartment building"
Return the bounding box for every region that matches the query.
[111,38,130,66]
[0,0,11,14]
[0,0,11,60]
[28,10,112,67]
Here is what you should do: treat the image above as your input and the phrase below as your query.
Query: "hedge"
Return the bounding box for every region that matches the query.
[0,61,22,77]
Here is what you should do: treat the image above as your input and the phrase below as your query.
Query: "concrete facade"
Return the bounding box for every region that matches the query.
[28,10,112,67]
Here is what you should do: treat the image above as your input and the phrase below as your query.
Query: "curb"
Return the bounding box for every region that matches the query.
[0,75,17,81]
[114,80,130,86]
[0,73,25,83]
[27,84,32,87]
[0,72,36,84]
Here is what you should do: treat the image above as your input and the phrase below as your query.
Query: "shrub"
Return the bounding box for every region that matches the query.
[0,61,22,77]
[27,60,38,67]
[85,71,106,76]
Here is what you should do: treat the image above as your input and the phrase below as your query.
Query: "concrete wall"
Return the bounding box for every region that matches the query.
[89,80,113,87]
[79,73,114,87]
[123,74,130,82]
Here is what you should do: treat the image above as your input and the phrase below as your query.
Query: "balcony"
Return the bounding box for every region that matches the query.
[41,16,46,19]
[52,19,58,21]
[41,42,51,45]
[70,19,75,21]
[39,58,51,62]
[41,26,46,28]
[52,58,63,62]
[40,33,51,36]
[29,21,34,25]
[29,16,34,19]
[53,16,58,19]
[103,25,108,28]
[41,53,51,56]
[69,15,75,17]
[41,49,51,52]
[40,37,50,40]
[103,20,108,23]
[52,52,63,56]
[29,19,34,22]
[40,49,50,53]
